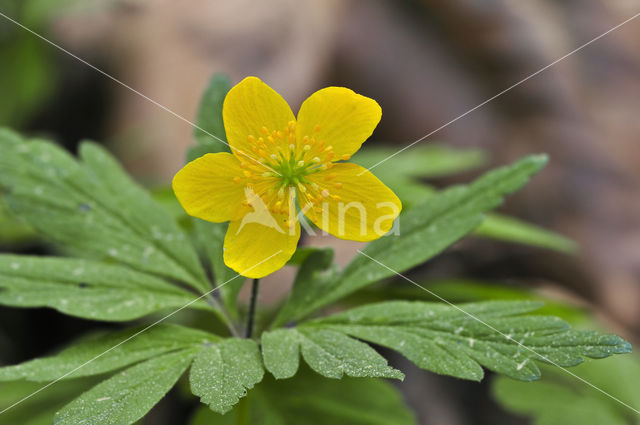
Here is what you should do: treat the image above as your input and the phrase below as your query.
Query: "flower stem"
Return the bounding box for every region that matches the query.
[245,278,260,338]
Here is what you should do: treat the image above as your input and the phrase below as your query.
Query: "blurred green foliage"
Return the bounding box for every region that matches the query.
[0,0,61,127]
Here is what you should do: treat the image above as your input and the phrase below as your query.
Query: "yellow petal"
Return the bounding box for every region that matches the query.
[172,152,245,222]
[304,163,401,242]
[223,76,295,160]
[296,87,381,159]
[224,214,300,279]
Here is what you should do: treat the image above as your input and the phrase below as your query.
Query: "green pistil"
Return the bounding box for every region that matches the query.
[272,155,316,188]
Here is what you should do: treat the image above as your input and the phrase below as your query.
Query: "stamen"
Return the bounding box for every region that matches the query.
[314,124,321,132]
[325,173,338,181]
[297,160,305,167]
[261,126,270,135]
[233,177,242,184]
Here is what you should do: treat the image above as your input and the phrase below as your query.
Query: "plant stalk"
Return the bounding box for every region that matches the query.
[245,278,260,338]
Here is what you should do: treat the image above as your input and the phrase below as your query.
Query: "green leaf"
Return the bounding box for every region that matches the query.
[0,197,36,244]
[475,214,577,253]
[278,155,549,323]
[493,355,640,425]
[354,279,589,324]
[353,147,575,254]
[372,177,577,254]
[271,247,337,328]
[352,144,487,180]
[310,300,631,381]
[54,349,197,425]
[0,378,98,425]
[193,73,232,151]
[0,324,217,382]
[192,219,243,319]
[189,339,264,414]
[0,131,210,293]
[261,328,403,380]
[0,255,208,321]
[190,367,417,425]
[261,329,300,379]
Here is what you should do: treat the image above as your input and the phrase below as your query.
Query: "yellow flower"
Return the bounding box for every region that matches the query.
[173,77,401,278]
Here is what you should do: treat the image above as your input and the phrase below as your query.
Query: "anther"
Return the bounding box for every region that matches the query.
[321,189,330,198]
[303,145,311,151]
[297,160,305,167]
[289,144,295,151]
[247,135,255,143]
[341,154,350,160]
[325,173,338,181]
[233,177,242,184]
[314,124,321,132]
[261,126,269,135]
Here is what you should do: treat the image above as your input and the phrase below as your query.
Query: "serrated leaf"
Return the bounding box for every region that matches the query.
[492,355,640,425]
[261,329,300,379]
[261,328,403,381]
[310,300,631,381]
[193,73,231,151]
[277,155,548,323]
[190,367,417,425]
[0,131,209,293]
[0,324,217,382]
[0,255,208,321]
[54,348,197,425]
[189,338,264,414]
[354,145,575,254]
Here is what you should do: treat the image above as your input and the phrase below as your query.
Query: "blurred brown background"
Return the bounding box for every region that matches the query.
[2,0,640,423]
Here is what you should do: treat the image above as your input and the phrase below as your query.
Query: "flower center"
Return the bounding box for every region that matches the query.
[233,121,348,220]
